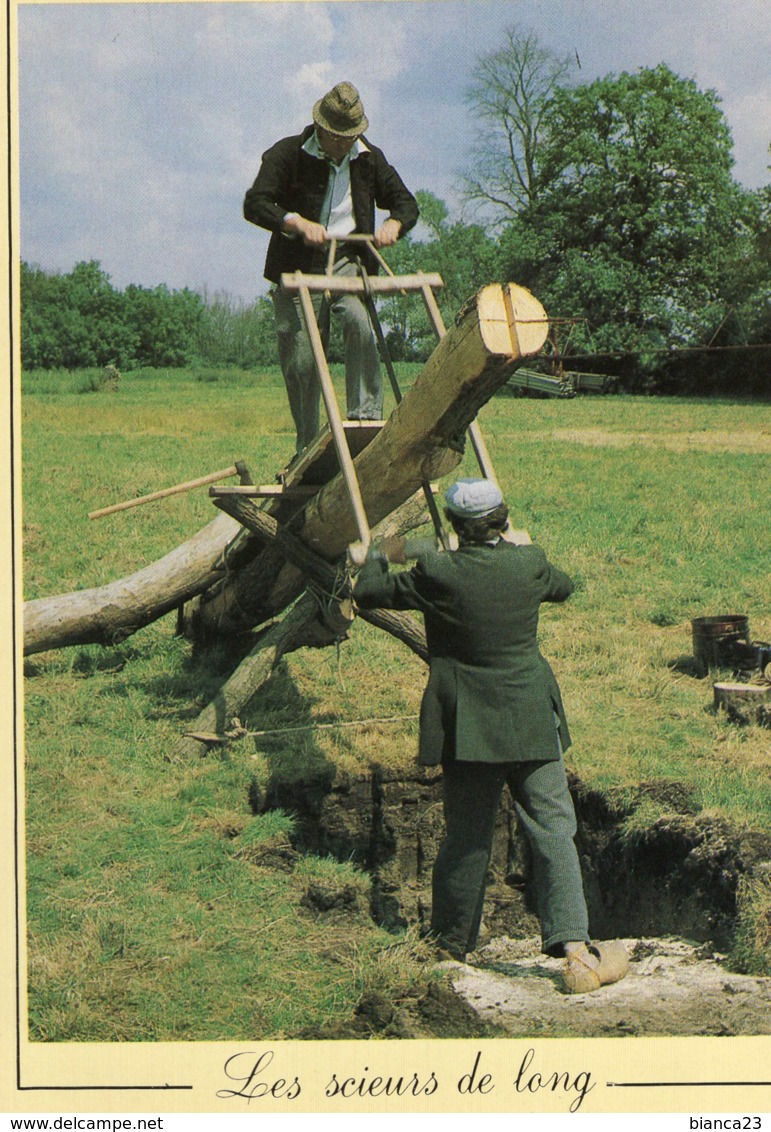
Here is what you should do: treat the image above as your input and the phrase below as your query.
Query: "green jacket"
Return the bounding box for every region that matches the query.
[354,541,574,766]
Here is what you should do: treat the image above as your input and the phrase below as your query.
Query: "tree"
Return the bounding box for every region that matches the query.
[729,159,771,349]
[495,64,756,361]
[195,292,278,367]
[462,26,575,219]
[123,283,205,368]
[20,262,206,370]
[21,261,138,370]
[656,156,771,395]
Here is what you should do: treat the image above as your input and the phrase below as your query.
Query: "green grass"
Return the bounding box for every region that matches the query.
[21,369,771,1036]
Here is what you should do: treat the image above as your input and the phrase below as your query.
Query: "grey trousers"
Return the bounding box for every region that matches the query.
[431,756,590,958]
[271,258,382,454]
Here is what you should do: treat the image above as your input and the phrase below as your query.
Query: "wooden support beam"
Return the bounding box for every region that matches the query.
[281,271,444,295]
[210,485,319,499]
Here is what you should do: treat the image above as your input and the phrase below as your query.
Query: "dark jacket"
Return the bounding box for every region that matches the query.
[354,541,574,766]
[243,125,419,283]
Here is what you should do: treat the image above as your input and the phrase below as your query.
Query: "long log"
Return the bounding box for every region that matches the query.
[193,283,548,639]
[23,512,241,655]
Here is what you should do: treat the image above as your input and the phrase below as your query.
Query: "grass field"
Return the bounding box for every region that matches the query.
[20,364,771,1039]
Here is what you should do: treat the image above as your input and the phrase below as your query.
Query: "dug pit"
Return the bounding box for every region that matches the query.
[253,766,771,1037]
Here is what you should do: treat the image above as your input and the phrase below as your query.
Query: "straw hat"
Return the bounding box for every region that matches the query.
[313,81,369,137]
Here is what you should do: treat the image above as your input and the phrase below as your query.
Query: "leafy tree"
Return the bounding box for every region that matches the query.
[123,283,204,368]
[728,165,771,348]
[462,27,575,219]
[495,64,757,364]
[20,261,205,370]
[655,160,771,395]
[195,292,278,367]
[21,261,138,369]
[21,265,67,369]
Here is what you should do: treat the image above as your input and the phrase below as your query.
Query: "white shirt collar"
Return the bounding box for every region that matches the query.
[303,130,369,165]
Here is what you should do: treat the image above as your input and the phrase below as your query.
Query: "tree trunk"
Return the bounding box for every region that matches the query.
[210,493,428,662]
[23,512,241,655]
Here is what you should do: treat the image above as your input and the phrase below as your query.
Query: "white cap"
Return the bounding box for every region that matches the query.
[445,478,504,518]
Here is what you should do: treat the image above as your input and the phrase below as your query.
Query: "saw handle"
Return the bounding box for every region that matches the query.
[325,233,394,276]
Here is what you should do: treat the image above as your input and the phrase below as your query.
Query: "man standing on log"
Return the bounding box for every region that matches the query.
[354,478,629,994]
[244,82,419,458]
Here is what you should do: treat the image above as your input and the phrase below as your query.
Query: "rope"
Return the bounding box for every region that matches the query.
[307,556,354,618]
[305,558,356,694]
[247,713,419,738]
[185,714,419,743]
[335,637,346,694]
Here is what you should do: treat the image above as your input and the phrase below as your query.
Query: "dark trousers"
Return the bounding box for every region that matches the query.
[271,258,382,454]
[431,757,590,957]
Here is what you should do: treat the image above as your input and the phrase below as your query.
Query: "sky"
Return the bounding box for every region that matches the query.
[17,0,771,303]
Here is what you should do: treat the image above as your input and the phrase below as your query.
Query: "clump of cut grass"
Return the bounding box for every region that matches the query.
[231,810,297,863]
[617,797,676,844]
[353,927,447,1010]
[293,853,368,884]
[294,855,373,919]
[729,875,771,976]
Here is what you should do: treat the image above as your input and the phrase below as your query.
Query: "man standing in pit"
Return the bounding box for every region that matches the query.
[354,477,629,993]
[244,81,419,458]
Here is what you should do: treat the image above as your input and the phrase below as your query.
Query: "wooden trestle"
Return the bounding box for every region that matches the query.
[210,238,510,554]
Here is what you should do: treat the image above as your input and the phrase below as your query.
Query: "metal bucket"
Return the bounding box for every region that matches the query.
[691,615,750,675]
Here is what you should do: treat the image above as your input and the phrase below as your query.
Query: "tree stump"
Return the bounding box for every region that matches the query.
[713,681,771,726]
